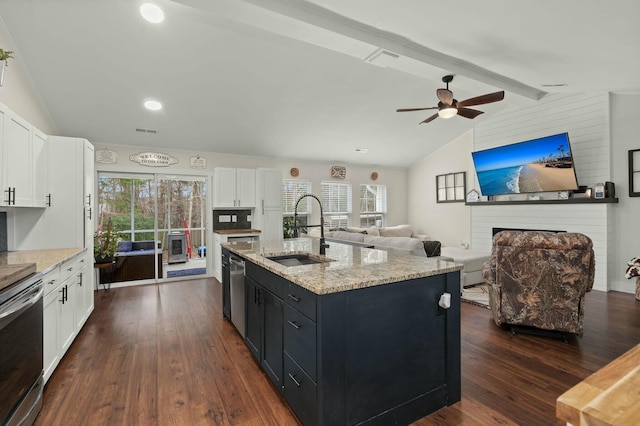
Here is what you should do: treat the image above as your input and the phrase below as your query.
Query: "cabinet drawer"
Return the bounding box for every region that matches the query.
[42,266,61,296]
[285,282,316,321]
[60,254,82,283]
[246,261,285,298]
[284,304,317,381]
[284,352,317,426]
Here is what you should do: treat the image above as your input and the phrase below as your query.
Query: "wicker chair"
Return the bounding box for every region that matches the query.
[481,230,595,338]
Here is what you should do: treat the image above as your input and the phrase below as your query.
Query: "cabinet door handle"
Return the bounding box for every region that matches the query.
[11,187,16,205]
[59,287,65,303]
[48,279,57,286]
[287,294,300,303]
[47,194,52,207]
[287,320,300,330]
[78,272,83,287]
[88,207,92,220]
[288,373,302,388]
[86,194,91,206]
[262,199,265,214]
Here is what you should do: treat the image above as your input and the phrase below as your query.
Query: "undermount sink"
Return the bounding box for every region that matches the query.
[267,254,330,267]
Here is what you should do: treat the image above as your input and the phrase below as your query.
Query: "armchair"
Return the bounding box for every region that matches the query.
[481,230,595,337]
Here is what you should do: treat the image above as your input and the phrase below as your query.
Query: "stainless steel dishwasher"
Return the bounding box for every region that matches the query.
[229,254,246,337]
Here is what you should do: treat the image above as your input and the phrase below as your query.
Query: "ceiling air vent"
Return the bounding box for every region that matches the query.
[135,127,158,134]
[541,83,568,87]
[364,48,399,67]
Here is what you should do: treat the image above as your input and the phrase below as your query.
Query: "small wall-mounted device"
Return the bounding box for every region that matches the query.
[438,293,451,309]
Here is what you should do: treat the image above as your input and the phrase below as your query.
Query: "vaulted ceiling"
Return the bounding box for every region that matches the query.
[1,0,638,167]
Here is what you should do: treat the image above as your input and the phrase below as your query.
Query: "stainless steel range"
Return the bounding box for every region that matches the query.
[0,272,44,426]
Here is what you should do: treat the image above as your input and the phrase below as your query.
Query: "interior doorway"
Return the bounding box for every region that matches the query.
[97,172,208,283]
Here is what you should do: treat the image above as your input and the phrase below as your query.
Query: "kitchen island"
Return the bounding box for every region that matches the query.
[223,238,463,425]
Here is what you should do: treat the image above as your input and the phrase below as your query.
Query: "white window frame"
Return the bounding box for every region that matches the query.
[320,181,352,229]
[360,184,386,227]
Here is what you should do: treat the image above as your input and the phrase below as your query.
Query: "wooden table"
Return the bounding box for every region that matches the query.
[556,343,640,425]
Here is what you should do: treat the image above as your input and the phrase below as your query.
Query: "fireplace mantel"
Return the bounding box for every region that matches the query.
[466,198,618,206]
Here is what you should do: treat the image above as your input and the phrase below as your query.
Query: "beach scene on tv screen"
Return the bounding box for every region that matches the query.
[472,133,579,196]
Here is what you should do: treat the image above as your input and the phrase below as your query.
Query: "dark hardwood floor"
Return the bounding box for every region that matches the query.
[35,279,640,425]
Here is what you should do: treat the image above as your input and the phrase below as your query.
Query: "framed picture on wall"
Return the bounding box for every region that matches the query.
[630,149,640,197]
[436,172,466,203]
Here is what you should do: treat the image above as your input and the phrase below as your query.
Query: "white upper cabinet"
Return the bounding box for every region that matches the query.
[32,128,49,207]
[214,167,256,208]
[0,102,48,208]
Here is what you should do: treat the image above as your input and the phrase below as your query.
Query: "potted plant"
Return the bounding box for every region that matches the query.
[94,218,120,263]
[0,48,15,86]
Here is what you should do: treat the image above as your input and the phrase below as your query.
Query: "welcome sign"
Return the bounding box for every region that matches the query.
[129,152,179,167]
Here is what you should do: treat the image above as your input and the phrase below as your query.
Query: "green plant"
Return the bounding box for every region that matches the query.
[283,216,306,239]
[94,217,121,260]
[0,49,14,64]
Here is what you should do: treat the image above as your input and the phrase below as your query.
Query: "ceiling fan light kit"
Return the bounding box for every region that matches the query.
[397,74,505,124]
[438,106,458,119]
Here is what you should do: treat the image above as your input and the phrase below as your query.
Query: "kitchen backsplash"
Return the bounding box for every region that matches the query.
[212,209,252,231]
[0,212,7,252]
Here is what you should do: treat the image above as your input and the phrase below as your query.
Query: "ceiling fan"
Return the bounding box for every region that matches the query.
[396,75,505,124]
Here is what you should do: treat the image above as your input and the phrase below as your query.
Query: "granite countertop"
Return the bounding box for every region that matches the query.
[0,247,86,276]
[223,238,462,295]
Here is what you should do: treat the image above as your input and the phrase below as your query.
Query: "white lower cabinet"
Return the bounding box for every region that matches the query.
[75,258,93,330]
[43,252,94,384]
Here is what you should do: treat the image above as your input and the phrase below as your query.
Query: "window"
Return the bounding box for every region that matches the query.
[360,184,386,227]
[282,180,311,237]
[97,172,208,281]
[320,182,352,229]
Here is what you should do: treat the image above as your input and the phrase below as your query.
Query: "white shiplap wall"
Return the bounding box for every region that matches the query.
[471,93,612,291]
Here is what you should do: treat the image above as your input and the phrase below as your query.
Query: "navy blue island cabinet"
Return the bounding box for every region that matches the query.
[244,260,461,426]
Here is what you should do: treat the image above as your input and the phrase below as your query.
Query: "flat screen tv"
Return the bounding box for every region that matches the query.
[471,132,579,196]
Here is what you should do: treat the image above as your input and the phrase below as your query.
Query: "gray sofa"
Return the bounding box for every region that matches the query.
[317,225,441,257]
[318,225,489,286]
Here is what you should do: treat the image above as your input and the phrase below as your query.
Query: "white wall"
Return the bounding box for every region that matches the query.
[92,143,409,228]
[408,131,473,247]
[0,20,57,134]
[610,93,640,293]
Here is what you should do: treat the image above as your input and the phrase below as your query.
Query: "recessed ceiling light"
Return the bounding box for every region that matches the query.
[140,3,164,23]
[144,100,162,111]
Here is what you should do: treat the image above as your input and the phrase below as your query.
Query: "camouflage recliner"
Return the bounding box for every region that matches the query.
[481,230,595,336]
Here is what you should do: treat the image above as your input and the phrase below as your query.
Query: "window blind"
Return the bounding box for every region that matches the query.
[320,182,352,229]
[282,180,312,215]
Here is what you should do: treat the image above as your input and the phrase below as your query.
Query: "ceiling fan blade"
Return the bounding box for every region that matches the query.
[457,107,484,119]
[419,113,439,124]
[437,88,453,105]
[396,106,438,112]
[457,91,505,108]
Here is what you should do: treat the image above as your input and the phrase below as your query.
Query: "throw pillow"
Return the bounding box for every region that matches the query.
[117,241,133,252]
[329,231,366,243]
[379,224,413,238]
[423,240,441,257]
